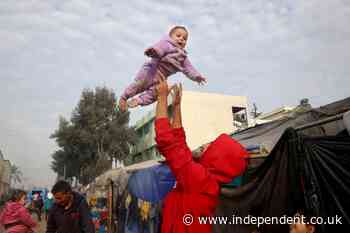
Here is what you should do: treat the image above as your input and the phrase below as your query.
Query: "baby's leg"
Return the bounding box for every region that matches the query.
[120,79,148,101]
[119,66,153,111]
[128,86,157,108]
[119,80,146,112]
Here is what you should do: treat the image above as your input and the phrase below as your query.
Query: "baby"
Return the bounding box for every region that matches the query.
[119,26,207,111]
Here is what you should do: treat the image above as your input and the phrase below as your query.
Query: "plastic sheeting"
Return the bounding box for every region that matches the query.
[127,164,176,203]
[214,128,350,233]
[343,110,350,134]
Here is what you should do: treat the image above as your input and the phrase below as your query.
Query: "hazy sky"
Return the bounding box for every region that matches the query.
[1,0,349,188]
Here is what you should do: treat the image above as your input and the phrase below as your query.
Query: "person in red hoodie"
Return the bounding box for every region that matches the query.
[0,189,37,233]
[154,76,248,233]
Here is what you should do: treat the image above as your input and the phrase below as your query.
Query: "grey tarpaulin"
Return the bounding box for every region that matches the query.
[212,98,350,233]
[343,110,350,134]
[213,128,350,233]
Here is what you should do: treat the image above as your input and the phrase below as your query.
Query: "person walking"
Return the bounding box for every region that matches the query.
[44,193,54,221]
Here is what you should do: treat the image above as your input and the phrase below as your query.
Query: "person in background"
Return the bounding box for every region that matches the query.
[32,193,43,222]
[0,189,37,233]
[46,180,95,233]
[290,213,315,233]
[44,193,54,221]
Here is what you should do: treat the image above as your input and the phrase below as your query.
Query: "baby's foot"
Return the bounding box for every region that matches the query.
[119,98,128,112]
[127,99,139,108]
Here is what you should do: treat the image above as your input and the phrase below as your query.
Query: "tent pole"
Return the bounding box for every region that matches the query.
[295,113,344,132]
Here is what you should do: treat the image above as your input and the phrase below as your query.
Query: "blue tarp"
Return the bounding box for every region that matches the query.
[127,164,176,203]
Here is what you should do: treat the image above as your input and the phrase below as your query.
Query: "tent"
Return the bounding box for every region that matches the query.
[213,98,350,233]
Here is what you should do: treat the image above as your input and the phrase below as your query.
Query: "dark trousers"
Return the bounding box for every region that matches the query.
[33,207,42,221]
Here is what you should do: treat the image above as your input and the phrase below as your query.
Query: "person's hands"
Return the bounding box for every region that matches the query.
[118,98,128,112]
[144,48,158,58]
[156,73,174,98]
[197,76,207,85]
[171,83,182,106]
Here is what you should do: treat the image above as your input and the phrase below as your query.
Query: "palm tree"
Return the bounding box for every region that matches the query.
[10,164,22,185]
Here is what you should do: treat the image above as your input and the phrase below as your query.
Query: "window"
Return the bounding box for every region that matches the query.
[232,106,248,129]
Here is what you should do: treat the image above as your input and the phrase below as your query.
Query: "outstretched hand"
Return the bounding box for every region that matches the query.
[197,76,207,86]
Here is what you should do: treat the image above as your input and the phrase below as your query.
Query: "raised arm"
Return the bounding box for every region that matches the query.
[182,57,207,85]
[155,79,217,194]
[171,84,182,129]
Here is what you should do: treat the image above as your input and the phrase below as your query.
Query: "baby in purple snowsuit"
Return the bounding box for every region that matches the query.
[119,26,207,111]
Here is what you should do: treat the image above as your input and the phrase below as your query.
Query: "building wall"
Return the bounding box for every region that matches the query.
[126,91,248,164]
[181,91,247,150]
[0,160,11,197]
[256,106,295,122]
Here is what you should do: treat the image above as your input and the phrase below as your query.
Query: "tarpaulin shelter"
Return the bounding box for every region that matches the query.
[213,97,350,233]
[128,163,175,203]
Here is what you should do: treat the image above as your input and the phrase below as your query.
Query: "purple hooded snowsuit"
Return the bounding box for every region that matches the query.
[120,35,203,106]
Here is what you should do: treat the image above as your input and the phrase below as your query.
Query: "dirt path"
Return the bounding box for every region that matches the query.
[32,214,46,233]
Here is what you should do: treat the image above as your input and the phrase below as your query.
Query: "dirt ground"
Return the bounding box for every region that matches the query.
[36,219,46,233]
[32,213,46,233]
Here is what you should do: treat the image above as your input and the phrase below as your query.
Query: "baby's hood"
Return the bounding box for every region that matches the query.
[198,134,248,184]
[161,35,187,52]
[0,201,25,224]
[163,35,174,43]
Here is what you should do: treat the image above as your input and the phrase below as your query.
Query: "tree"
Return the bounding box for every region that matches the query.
[10,164,22,185]
[50,87,137,185]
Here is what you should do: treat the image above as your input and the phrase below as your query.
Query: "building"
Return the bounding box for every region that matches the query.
[252,98,312,125]
[126,91,248,164]
[254,106,295,124]
[0,150,11,197]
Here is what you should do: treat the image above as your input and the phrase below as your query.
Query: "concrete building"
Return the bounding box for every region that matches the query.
[0,150,11,197]
[126,91,248,164]
[254,106,296,124]
[253,99,312,125]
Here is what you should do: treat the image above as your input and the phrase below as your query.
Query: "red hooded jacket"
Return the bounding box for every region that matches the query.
[155,118,247,233]
[0,201,36,233]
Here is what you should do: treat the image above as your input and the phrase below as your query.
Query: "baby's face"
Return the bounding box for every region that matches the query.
[170,28,188,48]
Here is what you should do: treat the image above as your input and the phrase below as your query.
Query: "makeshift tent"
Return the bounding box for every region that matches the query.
[214,128,350,233]
[213,97,350,233]
[114,162,168,233]
[128,163,175,203]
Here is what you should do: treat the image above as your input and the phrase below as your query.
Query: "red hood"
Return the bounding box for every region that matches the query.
[0,202,25,224]
[198,134,248,183]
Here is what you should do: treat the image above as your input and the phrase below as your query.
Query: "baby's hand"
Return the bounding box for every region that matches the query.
[145,48,158,58]
[197,76,207,86]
